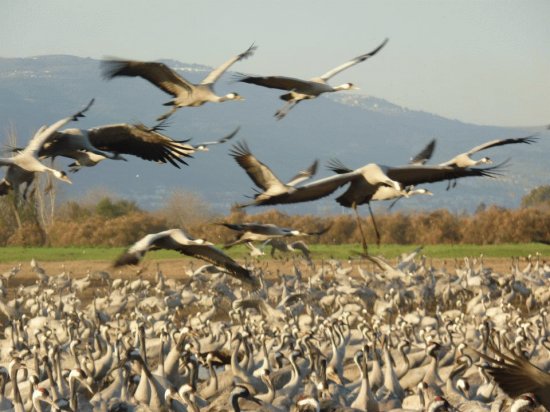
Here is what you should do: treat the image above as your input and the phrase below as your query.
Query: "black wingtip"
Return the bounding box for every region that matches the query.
[100,59,128,80]
[233,266,260,288]
[241,43,258,59]
[480,157,511,178]
[71,98,95,121]
[150,118,172,132]
[369,38,389,56]
[113,252,140,268]
[227,126,241,139]
[326,158,352,174]
[232,72,251,84]
[229,140,251,159]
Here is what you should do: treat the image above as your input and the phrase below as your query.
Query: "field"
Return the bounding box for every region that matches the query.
[1,242,548,276]
[1,242,549,263]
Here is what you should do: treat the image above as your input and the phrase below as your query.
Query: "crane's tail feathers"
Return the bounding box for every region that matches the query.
[480,158,511,178]
[231,72,251,84]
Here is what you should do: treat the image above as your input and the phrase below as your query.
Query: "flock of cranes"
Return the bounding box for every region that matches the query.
[0,252,549,411]
[1,39,547,410]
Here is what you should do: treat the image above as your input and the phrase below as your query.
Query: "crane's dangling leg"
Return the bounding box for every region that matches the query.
[367,202,381,246]
[353,202,368,255]
[275,100,298,120]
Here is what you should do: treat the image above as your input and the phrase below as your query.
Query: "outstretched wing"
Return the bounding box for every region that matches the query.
[178,244,256,286]
[88,123,195,168]
[230,141,284,191]
[471,343,550,406]
[23,99,94,158]
[286,159,319,187]
[113,229,176,267]
[466,135,538,155]
[306,223,332,236]
[220,222,280,235]
[250,172,357,206]
[192,126,240,149]
[386,162,507,186]
[236,74,317,92]
[410,139,436,165]
[200,43,257,85]
[318,38,389,81]
[101,59,193,97]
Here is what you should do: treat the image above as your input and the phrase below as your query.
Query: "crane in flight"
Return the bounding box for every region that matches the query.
[237,38,388,119]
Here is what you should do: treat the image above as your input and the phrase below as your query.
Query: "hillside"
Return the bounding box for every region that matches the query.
[0,55,547,214]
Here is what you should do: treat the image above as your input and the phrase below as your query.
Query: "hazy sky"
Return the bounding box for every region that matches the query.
[3,0,549,126]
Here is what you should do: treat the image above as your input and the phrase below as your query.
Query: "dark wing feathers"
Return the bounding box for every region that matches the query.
[219,222,247,232]
[467,135,539,155]
[327,158,353,174]
[101,59,193,97]
[193,126,240,148]
[229,141,283,191]
[286,159,318,187]
[254,172,357,206]
[307,223,332,236]
[88,124,194,167]
[177,244,256,286]
[386,162,506,186]
[236,75,318,92]
[410,139,436,165]
[318,38,389,81]
[473,342,550,408]
[113,232,256,286]
[220,222,279,235]
[113,251,142,267]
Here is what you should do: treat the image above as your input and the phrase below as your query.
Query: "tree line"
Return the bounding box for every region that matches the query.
[0,186,549,247]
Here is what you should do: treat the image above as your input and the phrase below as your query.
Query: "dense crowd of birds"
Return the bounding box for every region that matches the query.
[1,38,548,411]
[0,252,548,411]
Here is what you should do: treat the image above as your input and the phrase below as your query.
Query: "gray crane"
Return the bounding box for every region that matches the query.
[0,99,94,185]
[237,38,388,119]
[220,222,329,248]
[113,228,256,286]
[102,44,256,120]
[230,141,318,204]
[439,135,537,168]
[37,122,239,171]
[327,159,505,252]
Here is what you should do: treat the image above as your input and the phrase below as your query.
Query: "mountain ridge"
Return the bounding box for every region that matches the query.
[0,55,547,214]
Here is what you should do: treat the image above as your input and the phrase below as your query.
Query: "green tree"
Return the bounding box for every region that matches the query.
[521,185,550,208]
[95,197,140,218]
